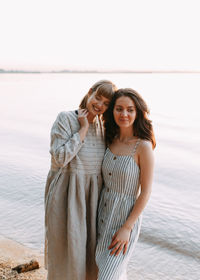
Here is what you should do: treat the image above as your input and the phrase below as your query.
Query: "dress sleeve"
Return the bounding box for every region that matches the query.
[49,112,84,167]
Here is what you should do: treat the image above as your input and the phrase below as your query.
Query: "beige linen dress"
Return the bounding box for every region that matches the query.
[44,111,105,280]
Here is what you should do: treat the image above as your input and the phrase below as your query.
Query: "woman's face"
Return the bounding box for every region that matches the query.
[113,96,137,128]
[86,91,110,116]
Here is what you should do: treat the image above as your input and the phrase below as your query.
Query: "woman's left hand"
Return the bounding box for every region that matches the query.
[108,226,132,256]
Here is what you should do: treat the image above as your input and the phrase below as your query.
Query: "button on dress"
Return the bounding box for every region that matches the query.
[44,111,105,280]
[96,140,142,280]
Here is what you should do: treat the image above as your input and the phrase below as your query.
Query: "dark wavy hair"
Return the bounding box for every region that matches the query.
[104,88,156,149]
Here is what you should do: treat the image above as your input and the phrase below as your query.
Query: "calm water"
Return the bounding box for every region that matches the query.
[0,73,200,279]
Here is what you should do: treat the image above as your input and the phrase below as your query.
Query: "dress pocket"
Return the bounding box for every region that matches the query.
[45,168,63,216]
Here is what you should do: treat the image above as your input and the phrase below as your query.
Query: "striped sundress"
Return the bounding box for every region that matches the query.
[96,139,142,280]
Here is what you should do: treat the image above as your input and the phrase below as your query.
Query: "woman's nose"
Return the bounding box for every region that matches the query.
[98,101,104,107]
[121,110,128,116]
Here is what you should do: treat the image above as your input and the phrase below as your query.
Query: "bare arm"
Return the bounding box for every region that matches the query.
[123,141,154,230]
[109,141,154,256]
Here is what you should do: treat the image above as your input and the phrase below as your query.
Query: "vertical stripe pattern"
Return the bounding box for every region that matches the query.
[96,140,142,280]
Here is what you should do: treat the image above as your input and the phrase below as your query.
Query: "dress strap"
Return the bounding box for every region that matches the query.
[132,139,141,156]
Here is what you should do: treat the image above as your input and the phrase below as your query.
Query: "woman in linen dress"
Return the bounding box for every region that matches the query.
[96,88,156,280]
[44,80,117,280]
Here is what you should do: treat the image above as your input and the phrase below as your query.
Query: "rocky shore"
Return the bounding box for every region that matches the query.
[0,236,46,280]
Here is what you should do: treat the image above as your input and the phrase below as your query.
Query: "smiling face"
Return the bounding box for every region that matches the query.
[86,91,110,116]
[113,96,137,128]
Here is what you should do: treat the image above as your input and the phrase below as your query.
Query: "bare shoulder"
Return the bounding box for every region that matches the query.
[139,139,152,150]
[138,140,154,157]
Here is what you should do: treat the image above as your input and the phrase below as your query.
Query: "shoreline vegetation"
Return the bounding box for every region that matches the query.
[0,235,46,280]
[0,69,200,74]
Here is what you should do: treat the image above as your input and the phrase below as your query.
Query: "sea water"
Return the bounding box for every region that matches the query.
[0,73,199,279]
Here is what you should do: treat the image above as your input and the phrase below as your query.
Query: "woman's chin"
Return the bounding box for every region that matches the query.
[117,123,132,129]
[89,109,101,116]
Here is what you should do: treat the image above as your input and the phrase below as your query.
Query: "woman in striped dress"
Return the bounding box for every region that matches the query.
[96,88,156,280]
[44,80,117,280]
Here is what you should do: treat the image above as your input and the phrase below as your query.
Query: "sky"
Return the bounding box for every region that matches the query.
[0,0,200,71]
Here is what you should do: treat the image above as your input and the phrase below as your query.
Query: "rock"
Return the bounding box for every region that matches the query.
[12,260,39,273]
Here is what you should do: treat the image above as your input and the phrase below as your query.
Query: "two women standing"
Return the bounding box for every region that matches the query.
[44,82,155,280]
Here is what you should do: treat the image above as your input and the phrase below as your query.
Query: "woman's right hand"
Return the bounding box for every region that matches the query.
[78,109,89,141]
[78,109,89,129]
[108,226,131,256]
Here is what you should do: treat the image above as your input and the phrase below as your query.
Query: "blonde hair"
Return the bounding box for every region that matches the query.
[79,80,117,109]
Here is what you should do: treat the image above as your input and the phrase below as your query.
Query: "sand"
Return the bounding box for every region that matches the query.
[0,235,47,280]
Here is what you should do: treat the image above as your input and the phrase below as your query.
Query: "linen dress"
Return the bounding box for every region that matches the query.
[44,111,105,280]
[96,140,142,280]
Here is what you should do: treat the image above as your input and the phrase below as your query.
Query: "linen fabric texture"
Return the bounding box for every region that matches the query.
[44,111,105,280]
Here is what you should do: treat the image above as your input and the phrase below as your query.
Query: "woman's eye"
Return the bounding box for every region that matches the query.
[104,103,109,107]
[96,96,101,100]
[116,108,122,112]
[128,109,134,112]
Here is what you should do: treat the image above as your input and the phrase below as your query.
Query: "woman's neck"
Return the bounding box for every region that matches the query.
[118,127,134,143]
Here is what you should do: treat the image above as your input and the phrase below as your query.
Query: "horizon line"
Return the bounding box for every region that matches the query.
[0,68,200,74]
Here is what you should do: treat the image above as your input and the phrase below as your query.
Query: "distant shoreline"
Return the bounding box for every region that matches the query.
[0,69,200,74]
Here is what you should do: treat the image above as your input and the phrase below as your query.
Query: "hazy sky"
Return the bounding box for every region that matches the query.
[1,0,200,70]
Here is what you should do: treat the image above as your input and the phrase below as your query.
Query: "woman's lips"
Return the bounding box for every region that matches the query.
[93,105,101,112]
[119,118,129,122]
